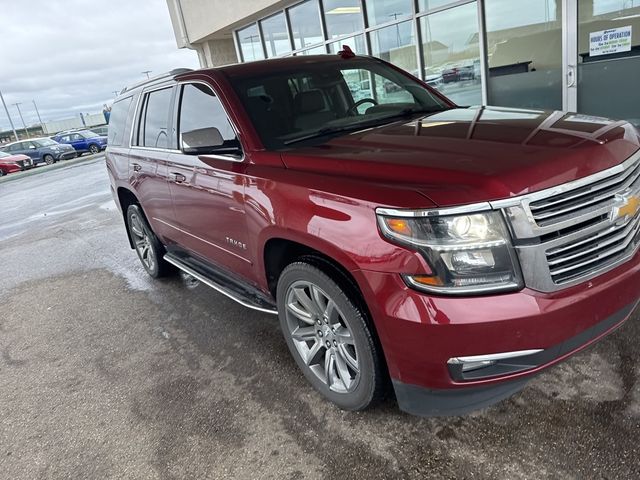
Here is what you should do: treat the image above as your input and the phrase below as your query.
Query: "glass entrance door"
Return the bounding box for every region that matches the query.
[485,0,564,110]
[576,0,640,126]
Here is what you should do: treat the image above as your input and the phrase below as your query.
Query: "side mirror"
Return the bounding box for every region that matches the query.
[181,127,241,156]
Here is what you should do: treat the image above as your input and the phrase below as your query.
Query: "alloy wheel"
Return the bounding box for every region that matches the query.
[284,280,359,393]
[129,212,156,272]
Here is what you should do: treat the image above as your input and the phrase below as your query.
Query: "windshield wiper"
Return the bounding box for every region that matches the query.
[378,106,449,121]
[283,123,376,146]
[283,106,450,146]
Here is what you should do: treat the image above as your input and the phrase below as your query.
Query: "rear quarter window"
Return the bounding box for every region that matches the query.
[108,95,134,147]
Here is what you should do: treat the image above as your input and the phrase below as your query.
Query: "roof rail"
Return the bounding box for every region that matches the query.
[119,68,194,95]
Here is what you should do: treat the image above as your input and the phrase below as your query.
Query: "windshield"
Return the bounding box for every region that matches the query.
[35,138,58,147]
[230,58,451,149]
[0,151,10,158]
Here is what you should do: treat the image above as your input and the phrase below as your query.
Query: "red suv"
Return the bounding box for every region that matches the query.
[106,54,640,416]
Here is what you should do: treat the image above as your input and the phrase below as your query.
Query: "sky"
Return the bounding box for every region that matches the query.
[0,0,200,132]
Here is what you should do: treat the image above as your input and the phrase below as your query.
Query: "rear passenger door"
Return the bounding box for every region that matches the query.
[129,85,178,244]
[166,82,251,279]
[20,142,39,160]
[70,133,87,152]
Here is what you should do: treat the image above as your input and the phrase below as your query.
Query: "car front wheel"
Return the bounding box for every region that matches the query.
[43,154,55,165]
[277,261,385,411]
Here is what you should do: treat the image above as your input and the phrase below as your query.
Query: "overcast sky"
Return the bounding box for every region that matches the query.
[1,0,200,132]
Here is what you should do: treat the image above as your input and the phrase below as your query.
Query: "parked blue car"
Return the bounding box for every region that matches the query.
[52,130,107,155]
[0,137,77,165]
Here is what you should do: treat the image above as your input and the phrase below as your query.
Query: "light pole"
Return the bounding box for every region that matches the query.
[32,99,44,133]
[141,70,152,79]
[0,88,18,141]
[13,102,29,139]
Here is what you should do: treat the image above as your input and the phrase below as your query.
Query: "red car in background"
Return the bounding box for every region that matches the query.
[0,150,33,176]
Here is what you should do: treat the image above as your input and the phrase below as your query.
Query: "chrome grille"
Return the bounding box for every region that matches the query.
[529,157,640,226]
[546,213,640,285]
[494,150,640,293]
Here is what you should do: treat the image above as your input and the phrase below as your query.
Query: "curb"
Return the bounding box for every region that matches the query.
[0,153,105,184]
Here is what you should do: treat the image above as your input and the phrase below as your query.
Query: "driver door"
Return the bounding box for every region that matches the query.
[167,82,252,279]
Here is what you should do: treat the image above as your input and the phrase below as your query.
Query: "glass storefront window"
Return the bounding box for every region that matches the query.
[485,0,563,110]
[418,0,461,12]
[238,24,264,62]
[327,34,366,54]
[577,0,640,125]
[260,12,291,58]
[419,2,482,105]
[323,0,364,39]
[365,0,413,27]
[298,45,328,55]
[369,20,417,82]
[288,0,323,50]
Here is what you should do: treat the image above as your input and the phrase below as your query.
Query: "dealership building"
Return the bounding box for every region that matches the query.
[167,0,640,126]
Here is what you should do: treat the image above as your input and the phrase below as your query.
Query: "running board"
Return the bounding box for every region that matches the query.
[164,253,278,315]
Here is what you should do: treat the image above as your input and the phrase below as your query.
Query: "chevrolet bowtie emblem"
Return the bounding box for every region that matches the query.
[611,191,640,222]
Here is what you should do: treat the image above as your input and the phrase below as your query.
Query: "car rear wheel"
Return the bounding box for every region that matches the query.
[277,261,385,411]
[89,144,99,155]
[126,204,174,278]
[43,154,55,165]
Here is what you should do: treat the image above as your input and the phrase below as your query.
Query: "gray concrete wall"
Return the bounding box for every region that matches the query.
[167,0,288,43]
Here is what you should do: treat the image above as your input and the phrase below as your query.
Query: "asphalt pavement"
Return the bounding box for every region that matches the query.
[0,158,639,479]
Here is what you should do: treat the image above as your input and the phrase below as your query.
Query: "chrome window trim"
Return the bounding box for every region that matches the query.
[175,80,246,163]
[129,82,175,149]
[130,146,181,154]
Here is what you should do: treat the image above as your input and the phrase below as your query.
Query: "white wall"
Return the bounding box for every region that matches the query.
[168,0,286,43]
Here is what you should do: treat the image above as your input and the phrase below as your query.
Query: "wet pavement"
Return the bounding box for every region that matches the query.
[1,158,639,479]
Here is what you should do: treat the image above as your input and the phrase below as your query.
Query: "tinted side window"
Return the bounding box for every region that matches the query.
[108,95,134,147]
[178,84,236,144]
[143,88,173,149]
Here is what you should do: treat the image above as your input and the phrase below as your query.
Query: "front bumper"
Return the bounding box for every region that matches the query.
[56,150,77,160]
[357,250,640,416]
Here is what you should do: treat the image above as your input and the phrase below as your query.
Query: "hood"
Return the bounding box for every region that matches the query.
[279,107,640,207]
[0,153,30,163]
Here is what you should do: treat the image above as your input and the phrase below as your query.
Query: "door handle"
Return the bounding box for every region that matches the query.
[169,172,186,183]
[132,162,142,172]
[567,65,576,88]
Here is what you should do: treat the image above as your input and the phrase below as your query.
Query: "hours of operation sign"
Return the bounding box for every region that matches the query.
[590,26,632,57]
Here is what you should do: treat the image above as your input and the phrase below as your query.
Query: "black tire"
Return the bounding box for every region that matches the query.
[89,144,99,155]
[43,154,55,165]
[277,261,385,411]
[125,204,174,278]
[0,169,5,177]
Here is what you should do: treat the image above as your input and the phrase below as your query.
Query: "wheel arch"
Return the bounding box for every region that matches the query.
[264,235,392,392]
[262,235,377,338]
[116,186,142,249]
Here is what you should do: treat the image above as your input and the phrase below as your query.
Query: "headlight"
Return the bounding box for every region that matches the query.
[377,210,523,294]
